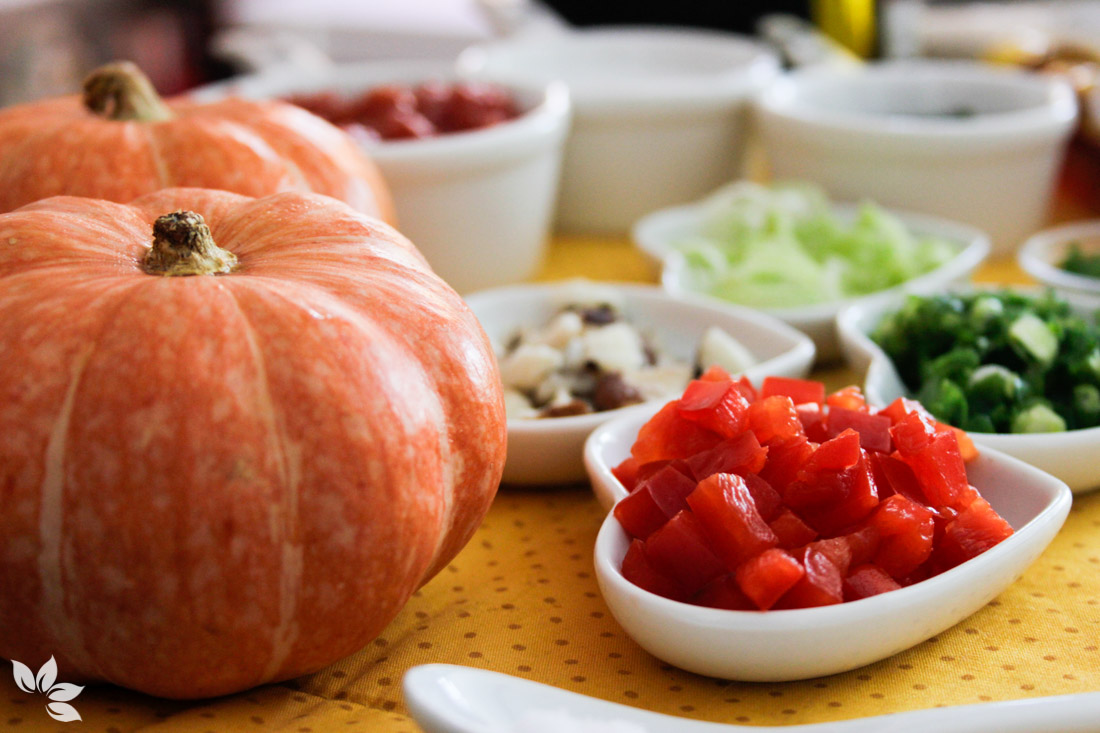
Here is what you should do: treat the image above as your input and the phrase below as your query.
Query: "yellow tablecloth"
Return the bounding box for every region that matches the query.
[2,242,1098,733]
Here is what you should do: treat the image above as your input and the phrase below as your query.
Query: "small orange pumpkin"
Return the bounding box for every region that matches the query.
[0,62,394,221]
[0,188,503,698]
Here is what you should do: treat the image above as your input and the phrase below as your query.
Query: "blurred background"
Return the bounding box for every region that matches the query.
[2,0,1099,106]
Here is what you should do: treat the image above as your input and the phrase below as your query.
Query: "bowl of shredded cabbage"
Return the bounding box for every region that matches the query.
[638,182,991,363]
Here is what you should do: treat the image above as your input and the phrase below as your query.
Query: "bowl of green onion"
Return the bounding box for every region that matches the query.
[640,181,991,363]
[838,287,1100,493]
[1019,219,1100,295]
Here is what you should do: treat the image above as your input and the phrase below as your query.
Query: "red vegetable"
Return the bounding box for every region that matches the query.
[614,376,1011,611]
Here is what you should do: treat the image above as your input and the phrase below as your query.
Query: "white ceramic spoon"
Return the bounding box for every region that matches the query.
[404,664,1100,733]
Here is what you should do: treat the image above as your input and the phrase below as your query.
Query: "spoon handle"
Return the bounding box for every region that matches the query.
[795,692,1100,733]
[405,665,1100,733]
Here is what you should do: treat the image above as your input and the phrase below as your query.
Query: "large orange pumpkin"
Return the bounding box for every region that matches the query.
[0,188,504,698]
[0,62,394,221]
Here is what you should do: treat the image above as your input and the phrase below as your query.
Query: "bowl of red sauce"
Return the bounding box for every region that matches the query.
[193,60,570,293]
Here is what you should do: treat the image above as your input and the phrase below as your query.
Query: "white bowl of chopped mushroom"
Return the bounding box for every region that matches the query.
[465,280,816,485]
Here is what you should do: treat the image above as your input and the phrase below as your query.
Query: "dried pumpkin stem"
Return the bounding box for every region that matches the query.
[82,61,174,122]
[143,211,238,277]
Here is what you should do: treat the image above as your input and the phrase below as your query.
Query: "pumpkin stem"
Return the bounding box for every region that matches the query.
[82,61,174,122]
[143,211,238,277]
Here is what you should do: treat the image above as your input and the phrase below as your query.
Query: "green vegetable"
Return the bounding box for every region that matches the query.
[675,182,957,309]
[871,290,1100,433]
[1058,242,1100,279]
[1011,404,1066,433]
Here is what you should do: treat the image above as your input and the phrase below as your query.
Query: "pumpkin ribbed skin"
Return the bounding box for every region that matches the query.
[0,189,503,698]
[0,91,394,222]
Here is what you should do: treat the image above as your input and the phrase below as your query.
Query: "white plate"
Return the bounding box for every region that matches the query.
[584,403,1071,681]
[640,200,990,363]
[466,281,815,485]
[837,289,1100,493]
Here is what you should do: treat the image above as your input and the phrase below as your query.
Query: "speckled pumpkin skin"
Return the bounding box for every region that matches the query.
[0,189,504,698]
[0,94,394,223]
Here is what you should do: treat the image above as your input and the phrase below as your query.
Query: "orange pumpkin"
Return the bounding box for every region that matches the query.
[0,62,394,221]
[0,188,504,698]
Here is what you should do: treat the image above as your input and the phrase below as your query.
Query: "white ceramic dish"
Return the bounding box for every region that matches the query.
[1019,219,1100,295]
[754,60,1077,253]
[648,201,990,364]
[837,289,1100,493]
[584,404,1071,681]
[459,27,779,234]
[404,663,1100,733]
[466,281,815,485]
[192,60,570,294]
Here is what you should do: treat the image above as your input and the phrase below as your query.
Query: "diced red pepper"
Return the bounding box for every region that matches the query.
[783,430,862,509]
[797,403,831,443]
[877,396,931,425]
[758,436,816,493]
[744,474,782,522]
[687,473,778,570]
[639,464,699,518]
[794,448,880,536]
[843,564,902,600]
[613,487,668,540]
[760,376,826,406]
[698,364,732,382]
[839,525,880,567]
[736,548,805,610]
[678,378,751,439]
[635,459,694,486]
[776,545,844,608]
[685,432,767,482]
[612,456,640,493]
[827,407,893,455]
[617,377,1010,612]
[632,401,723,465]
[644,511,726,595]
[889,410,937,455]
[804,536,853,577]
[869,451,927,506]
[804,428,862,471]
[692,574,755,610]
[934,496,1014,568]
[731,375,757,402]
[769,507,819,549]
[936,421,979,462]
[621,539,686,601]
[747,395,804,445]
[826,386,867,411]
[865,494,935,579]
[894,430,978,510]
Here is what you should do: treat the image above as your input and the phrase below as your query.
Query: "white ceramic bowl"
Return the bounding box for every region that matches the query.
[837,289,1100,493]
[649,201,990,364]
[192,60,570,294]
[586,404,1071,681]
[1019,219,1100,295]
[754,60,1078,254]
[459,27,780,234]
[466,281,815,485]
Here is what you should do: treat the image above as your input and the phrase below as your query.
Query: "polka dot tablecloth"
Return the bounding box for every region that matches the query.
[2,241,1098,732]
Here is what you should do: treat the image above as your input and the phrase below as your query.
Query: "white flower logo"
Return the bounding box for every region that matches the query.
[11,657,83,722]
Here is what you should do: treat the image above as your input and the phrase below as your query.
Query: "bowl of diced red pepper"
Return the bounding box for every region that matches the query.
[586,371,1071,680]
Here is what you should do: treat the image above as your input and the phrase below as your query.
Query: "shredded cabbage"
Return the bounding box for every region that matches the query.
[674,182,957,309]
